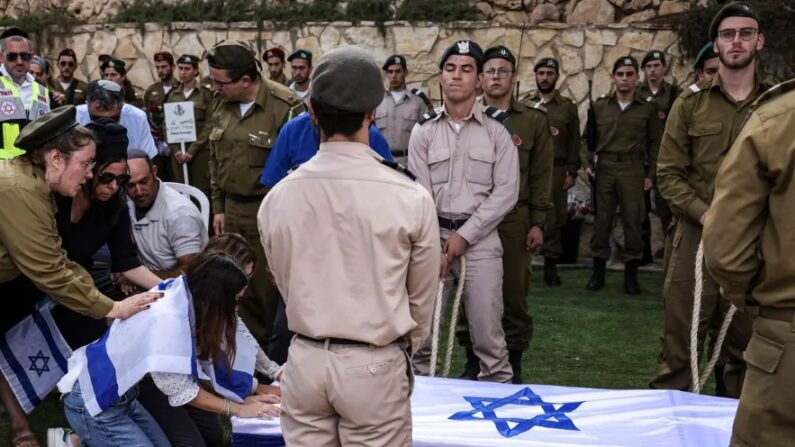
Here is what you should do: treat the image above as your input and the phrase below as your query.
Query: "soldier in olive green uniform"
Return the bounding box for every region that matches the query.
[704,78,795,447]
[650,2,766,397]
[457,46,553,383]
[205,41,299,349]
[584,56,662,295]
[529,58,580,286]
[143,52,179,181]
[52,49,89,106]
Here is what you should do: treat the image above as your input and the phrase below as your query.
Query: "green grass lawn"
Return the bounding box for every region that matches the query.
[1,268,669,444]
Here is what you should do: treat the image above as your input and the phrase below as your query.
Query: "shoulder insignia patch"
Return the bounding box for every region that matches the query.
[528,100,547,113]
[658,111,666,120]
[410,88,433,109]
[688,83,701,93]
[484,106,509,123]
[550,126,559,136]
[380,160,416,180]
[418,109,438,124]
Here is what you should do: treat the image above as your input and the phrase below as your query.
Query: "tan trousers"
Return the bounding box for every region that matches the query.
[412,230,513,383]
[281,337,413,447]
[731,314,795,447]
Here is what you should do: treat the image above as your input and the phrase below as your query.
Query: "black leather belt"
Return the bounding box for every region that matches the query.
[226,193,265,203]
[296,334,370,346]
[438,216,468,231]
[391,149,408,157]
[597,152,644,162]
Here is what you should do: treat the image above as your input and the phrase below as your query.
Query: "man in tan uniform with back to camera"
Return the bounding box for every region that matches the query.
[258,46,440,446]
[409,40,518,383]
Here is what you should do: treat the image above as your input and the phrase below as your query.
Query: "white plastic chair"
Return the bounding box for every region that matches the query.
[164,182,210,231]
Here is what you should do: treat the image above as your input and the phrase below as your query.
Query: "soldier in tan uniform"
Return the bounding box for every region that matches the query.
[584,56,663,295]
[259,46,439,447]
[704,78,795,447]
[410,40,518,383]
[205,41,298,349]
[529,57,581,286]
[651,2,765,397]
[262,48,289,87]
[375,54,431,165]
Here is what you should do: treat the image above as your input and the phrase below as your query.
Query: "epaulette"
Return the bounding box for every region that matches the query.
[288,101,307,120]
[645,96,653,102]
[267,79,299,105]
[380,160,416,181]
[418,109,438,125]
[484,106,509,123]
[751,79,795,110]
[410,88,433,109]
[526,100,547,113]
[680,79,711,100]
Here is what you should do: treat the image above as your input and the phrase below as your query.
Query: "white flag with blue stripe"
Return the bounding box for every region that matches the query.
[196,318,257,404]
[0,301,72,413]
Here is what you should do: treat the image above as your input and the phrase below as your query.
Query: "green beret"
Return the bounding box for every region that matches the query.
[709,2,760,41]
[288,49,313,63]
[694,42,718,70]
[177,54,200,66]
[310,46,383,113]
[205,40,256,70]
[483,45,516,67]
[612,56,639,74]
[15,106,79,151]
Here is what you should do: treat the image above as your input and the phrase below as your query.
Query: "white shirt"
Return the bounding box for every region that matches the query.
[289,82,308,99]
[239,101,255,117]
[76,103,158,158]
[390,89,406,103]
[0,64,36,108]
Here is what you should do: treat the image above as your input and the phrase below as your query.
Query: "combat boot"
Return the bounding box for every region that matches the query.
[624,260,641,295]
[544,257,562,286]
[586,257,606,291]
[509,350,524,384]
[459,348,480,380]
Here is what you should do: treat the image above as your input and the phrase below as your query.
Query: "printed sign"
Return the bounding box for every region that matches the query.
[164,102,197,144]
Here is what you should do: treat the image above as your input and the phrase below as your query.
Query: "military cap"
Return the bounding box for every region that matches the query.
[483,46,516,67]
[612,56,639,74]
[382,54,407,70]
[310,45,383,113]
[709,1,760,41]
[86,118,128,165]
[439,40,484,71]
[153,51,174,65]
[287,49,313,63]
[641,50,666,67]
[101,58,127,75]
[534,57,560,73]
[205,40,257,70]
[177,54,200,66]
[0,27,29,40]
[694,42,718,70]
[263,47,285,62]
[15,105,78,151]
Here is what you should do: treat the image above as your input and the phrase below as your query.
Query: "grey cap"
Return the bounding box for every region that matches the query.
[310,46,383,113]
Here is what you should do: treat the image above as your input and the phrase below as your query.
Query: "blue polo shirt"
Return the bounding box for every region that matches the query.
[259,112,393,188]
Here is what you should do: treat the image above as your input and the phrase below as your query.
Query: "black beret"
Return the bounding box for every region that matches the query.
[534,58,560,72]
[15,105,79,151]
[641,50,666,67]
[85,118,128,166]
[439,40,484,72]
[101,58,127,75]
[288,49,313,63]
[263,48,285,62]
[0,27,29,40]
[177,54,200,66]
[310,46,383,113]
[612,56,639,74]
[483,46,516,67]
[205,40,257,70]
[709,2,760,41]
[382,54,407,70]
[694,42,718,70]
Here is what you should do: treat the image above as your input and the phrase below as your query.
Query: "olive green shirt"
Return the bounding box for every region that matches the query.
[584,92,663,178]
[0,160,114,318]
[527,91,580,174]
[656,74,767,222]
[703,80,795,310]
[208,79,298,211]
[51,78,89,106]
[637,80,679,120]
[166,83,214,158]
[269,73,289,87]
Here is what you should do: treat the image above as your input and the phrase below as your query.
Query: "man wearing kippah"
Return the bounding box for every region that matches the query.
[651,1,768,398]
[528,57,581,287]
[409,40,518,383]
[287,49,312,100]
[258,45,438,446]
[584,56,663,295]
[205,40,300,351]
[263,47,288,86]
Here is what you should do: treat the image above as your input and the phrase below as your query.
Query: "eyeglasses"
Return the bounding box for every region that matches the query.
[97,172,131,186]
[59,60,76,67]
[717,27,758,42]
[483,68,514,78]
[64,153,96,172]
[5,52,32,62]
[209,76,241,88]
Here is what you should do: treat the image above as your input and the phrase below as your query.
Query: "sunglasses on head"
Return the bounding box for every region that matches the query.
[6,52,32,62]
[97,172,131,186]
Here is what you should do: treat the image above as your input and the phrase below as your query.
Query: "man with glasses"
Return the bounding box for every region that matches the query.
[204,40,299,350]
[0,30,51,159]
[51,48,89,106]
[651,1,768,397]
[584,56,663,295]
[455,46,553,383]
[75,79,158,159]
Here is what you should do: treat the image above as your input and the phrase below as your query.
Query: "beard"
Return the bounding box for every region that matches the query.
[537,82,555,94]
[718,46,757,70]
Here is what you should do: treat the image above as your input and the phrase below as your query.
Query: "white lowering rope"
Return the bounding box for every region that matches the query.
[429,256,467,377]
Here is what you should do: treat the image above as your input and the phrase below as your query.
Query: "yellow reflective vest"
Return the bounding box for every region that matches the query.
[0,76,50,159]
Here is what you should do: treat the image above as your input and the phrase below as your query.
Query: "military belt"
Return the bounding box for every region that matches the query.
[226,193,265,203]
[438,216,468,231]
[391,149,408,157]
[296,333,403,347]
[597,152,644,162]
[755,307,795,323]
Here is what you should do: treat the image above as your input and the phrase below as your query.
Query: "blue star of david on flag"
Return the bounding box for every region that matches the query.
[449,387,584,438]
[28,350,51,377]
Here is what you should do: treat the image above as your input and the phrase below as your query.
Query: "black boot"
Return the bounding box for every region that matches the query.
[460,348,480,380]
[509,350,523,384]
[586,258,606,291]
[544,257,561,286]
[624,260,641,295]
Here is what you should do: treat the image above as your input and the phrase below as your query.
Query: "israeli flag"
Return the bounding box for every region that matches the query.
[197,319,257,404]
[232,376,738,446]
[0,301,72,413]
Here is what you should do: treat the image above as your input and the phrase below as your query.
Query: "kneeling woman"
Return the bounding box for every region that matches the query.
[57,253,280,446]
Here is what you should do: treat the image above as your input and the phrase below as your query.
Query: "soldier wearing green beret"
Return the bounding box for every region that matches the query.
[287,49,312,100]
[205,40,300,351]
[694,42,719,82]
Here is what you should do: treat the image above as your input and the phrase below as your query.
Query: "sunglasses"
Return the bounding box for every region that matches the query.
[97,172,131,186]
[59,60,76,67]
[6,52,32,62]
[89,113,121,122]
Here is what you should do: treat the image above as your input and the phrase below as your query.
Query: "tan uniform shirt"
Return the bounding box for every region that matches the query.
[207,79,297,211]
[657,74,767,222]
[703,80,795,310]
[258,142,439,352]
[51,78,89,106]
[375,90,429,154]
[0,160,114,318]
[528,91,581,174]
[408,101,519,245]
